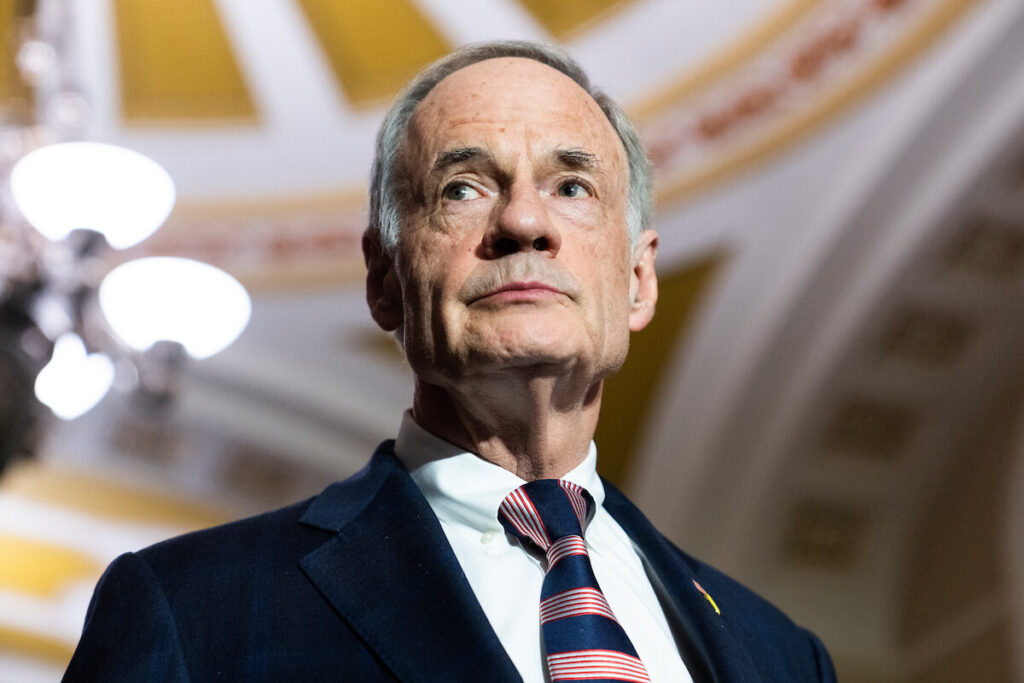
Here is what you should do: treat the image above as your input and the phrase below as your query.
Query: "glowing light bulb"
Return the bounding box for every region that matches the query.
[99,257,251,359]
[35,333,114,420]
[10,142,175,249]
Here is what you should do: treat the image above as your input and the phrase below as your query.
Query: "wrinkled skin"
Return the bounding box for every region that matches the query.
[365,57,658,479]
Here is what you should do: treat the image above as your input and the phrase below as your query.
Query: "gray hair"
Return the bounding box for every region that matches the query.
[368,40,652,253]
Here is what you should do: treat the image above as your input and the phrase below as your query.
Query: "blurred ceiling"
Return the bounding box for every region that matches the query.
[2,0,1024,680]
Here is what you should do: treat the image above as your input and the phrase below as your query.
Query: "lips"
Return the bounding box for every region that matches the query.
[474,280,563,303]
[459,257,581,305]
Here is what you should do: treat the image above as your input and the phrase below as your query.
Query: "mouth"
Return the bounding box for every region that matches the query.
[473,280,565,304]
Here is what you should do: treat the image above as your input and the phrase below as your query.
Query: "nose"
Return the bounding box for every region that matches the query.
[483,184,561,258]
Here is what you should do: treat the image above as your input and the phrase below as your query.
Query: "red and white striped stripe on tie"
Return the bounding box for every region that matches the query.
[499,488,550,549]
[546,649,651,682]
[540,587,617,624]
[545,535,589,570]
[558,480,590,528]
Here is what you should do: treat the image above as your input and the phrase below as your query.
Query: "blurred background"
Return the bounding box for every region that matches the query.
[1,0,1023,680]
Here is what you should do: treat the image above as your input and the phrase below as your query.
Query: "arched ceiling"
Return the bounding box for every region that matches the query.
[36,0,985,285]
[2,0,1023,680]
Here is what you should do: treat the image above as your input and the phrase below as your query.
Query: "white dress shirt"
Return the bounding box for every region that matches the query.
[394,412,693,683]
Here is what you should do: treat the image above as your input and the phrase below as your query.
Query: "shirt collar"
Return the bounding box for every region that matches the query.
[394,411,605,533]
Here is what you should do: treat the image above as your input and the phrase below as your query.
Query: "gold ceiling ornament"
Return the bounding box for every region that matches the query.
[114,0,256,123]
[0,625,74,667]
[294,0,449,107]
[2,460,229,528]
[647,0,982,206]
[630,0,822,122]
[0,532,100,597]
[0,0,34,122]
[517,0,634,40]
[133,191,369,290]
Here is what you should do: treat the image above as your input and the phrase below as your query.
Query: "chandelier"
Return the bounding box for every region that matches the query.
[0,1,251,470]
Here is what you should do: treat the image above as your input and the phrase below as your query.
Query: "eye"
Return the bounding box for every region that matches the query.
[557,180,591,198]
[443,182,482,201]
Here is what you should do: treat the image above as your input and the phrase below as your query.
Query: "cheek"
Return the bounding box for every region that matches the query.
[398,245,441,321]
[412,214,483,268]
[588,239,633,321]
[548,197,602,226]
[400,235,472,321]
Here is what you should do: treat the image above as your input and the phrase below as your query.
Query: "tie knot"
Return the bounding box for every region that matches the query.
[497,479,594,551]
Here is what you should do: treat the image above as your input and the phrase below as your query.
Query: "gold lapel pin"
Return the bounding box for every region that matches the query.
[692,580,721,615]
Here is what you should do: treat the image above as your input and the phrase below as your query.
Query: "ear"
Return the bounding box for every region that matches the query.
[363,228,403,332]
[628,229,658,332]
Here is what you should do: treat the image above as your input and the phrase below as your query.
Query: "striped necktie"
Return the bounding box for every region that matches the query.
[498,479,650,683]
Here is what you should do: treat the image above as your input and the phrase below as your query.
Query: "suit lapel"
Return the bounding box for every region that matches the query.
[299,446,521,682]
[603,481,762,683]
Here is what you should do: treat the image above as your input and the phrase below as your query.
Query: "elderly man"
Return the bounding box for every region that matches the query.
[64,42,836,682]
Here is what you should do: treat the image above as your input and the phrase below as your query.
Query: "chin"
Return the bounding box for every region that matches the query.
[478,324,581,359]
[471,352,579,378]
[456,334,580,374]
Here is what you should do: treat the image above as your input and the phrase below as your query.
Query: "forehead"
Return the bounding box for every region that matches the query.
[406,57,624,164]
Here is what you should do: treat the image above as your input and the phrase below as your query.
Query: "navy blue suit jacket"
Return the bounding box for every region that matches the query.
[64,442,836,682]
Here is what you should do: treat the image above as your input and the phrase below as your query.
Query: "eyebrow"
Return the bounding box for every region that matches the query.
[430,145,602,176]
[432,147,493,172]
[554,147,600,171]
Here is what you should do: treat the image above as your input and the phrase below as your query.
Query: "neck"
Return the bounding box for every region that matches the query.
[412,374,603,480]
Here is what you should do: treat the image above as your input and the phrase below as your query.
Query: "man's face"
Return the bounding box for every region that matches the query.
[373,57,655,388]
